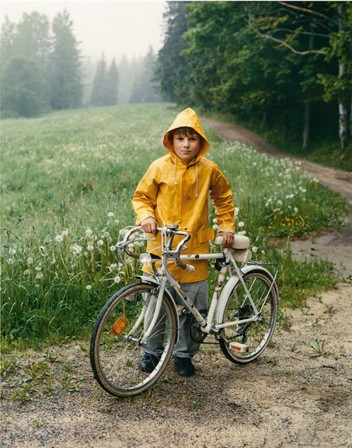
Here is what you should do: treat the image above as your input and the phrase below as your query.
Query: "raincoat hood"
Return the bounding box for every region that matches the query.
[163,108,210,161]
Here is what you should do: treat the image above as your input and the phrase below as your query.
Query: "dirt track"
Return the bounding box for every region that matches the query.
[2,119,352,448]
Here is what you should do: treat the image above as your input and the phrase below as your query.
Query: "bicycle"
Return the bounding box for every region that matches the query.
[90,224,279,397]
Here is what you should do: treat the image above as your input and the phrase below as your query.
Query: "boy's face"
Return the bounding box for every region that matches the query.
[172,131,201,164]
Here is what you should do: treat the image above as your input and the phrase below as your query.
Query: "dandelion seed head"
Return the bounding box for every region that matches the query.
[109,245,116,252]
[252,246,258,253]
[55,234,64,243]
[36,272,43,280]
[70,243,83,255]
[61,229,69,237]
[9,247,16,255]
[27,257,34,265]
[85,228,93,237]
[85,285,92,291]
[107,212,114,218]
[238,221,245,228]
[97,239,104,247]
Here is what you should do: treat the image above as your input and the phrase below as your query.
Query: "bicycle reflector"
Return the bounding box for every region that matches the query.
[229,342,248,353]
[112,316,128,335]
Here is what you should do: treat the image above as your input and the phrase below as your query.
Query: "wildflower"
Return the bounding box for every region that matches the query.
[238,230,247,235]
[9,247,16,255]
[87,244,94,251]
[238,221,244,228]
[62,229,69,237]
[252,246,258,253]
[97,239,104,247]
[107,212,114,218]
[36,272,43,280]
[109,245,116,252]
[55,234,64,243]
[234,207,240,219]
[108,263,117,272]
[85,285,92,291]
[24,269,31,276]
[213,217,218,224]
[114,275,121,284]
[27,257,34,265]
[212,224,219,231]
[85,228,93,237]
[294,207,299,213]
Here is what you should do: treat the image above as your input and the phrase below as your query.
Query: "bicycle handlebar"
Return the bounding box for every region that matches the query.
[117,225,194,270]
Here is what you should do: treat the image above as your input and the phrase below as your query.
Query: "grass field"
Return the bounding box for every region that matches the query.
[1,103,350,348]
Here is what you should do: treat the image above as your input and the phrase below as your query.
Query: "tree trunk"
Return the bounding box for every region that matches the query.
[302,24,314,151]
[338,5,349,154]
[302,103,311,151]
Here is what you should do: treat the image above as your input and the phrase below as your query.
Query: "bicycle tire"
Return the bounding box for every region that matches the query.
[219,268,279,364]
[90,282,178,397]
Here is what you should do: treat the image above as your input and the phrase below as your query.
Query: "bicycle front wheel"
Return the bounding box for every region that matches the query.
[219,268,279,364]
[90,283,177,397]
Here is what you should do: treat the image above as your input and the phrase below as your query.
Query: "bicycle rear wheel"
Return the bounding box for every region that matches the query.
[90,283,177,397]
[219,268,279,364]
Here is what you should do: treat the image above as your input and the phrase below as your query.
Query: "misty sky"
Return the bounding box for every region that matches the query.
[0,0,167,61]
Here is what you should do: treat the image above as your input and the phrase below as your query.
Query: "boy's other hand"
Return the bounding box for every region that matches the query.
[218,231,234,248]
[141,217,158,235]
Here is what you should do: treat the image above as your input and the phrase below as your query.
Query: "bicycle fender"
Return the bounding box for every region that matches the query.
[215,275,239,325]
[214,265,277,325]
[136,276,180,337]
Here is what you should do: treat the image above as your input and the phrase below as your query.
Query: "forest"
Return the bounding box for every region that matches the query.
[1,2,351,161]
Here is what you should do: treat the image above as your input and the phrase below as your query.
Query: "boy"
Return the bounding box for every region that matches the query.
[132,107,235,376]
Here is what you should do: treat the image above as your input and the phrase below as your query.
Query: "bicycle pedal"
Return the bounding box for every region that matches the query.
[229,342,248,353]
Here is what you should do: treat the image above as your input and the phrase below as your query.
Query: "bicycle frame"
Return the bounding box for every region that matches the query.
[139,242,277,345]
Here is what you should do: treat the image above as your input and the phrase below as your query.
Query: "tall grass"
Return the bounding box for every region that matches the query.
[1,103,350,348]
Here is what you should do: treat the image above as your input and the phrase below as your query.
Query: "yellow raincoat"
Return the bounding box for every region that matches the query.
[132,108,235,282]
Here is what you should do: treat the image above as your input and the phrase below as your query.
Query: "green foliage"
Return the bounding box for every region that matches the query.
[1,57,49,117]
[1,104,350,348]
[157,1,352,158]
[1,10,83,116]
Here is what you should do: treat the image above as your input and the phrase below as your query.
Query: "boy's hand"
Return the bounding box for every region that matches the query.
[218,231,234,248]
[141,217,158,235]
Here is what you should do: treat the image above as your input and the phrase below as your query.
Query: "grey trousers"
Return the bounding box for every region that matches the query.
[144,280,208,359]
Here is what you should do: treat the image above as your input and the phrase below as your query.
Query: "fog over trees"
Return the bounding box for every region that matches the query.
[0,9,161,117]
[1,2,350,159]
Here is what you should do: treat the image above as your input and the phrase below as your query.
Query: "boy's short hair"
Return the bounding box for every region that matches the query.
[168,127,205,147]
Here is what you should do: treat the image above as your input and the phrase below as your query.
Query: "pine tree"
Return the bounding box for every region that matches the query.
[90,55,107,106]
[48,9,82,109]
[130,47,162,103]
[106,59,118,105]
